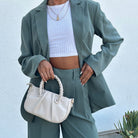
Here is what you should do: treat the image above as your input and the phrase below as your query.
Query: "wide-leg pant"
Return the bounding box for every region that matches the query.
[28,67,99,138]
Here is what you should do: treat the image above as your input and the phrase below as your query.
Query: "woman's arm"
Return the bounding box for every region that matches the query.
[84,2,124,77]
[18,14,48,78]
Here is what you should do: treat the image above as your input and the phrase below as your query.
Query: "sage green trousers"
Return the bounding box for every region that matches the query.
[28,67,99,138]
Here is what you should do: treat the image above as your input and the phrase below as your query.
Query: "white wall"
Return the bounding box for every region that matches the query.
[0,0,137,137]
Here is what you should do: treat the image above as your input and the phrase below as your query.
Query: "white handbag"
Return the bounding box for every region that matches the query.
[24,74,74,123]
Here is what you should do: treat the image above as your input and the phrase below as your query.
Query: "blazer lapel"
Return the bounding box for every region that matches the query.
[34,1,48,58]
[34,0,84,63]
[70,0,84,57]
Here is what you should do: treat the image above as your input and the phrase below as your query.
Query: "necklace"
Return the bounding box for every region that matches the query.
[48,1,67,20]
[47,0,70,21]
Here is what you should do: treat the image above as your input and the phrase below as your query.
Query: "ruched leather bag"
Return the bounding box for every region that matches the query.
[24,74,74,123]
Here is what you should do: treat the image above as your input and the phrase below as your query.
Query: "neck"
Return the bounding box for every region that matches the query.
[47,0,68,6]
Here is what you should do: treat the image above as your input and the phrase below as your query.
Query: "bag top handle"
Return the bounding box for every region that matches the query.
[39,74,64,97]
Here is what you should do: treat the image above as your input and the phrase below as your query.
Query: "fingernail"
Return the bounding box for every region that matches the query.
[80,71,82,75]
[45,81,47,83]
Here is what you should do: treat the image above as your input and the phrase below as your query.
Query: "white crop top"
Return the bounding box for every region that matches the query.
[47,0,78,57]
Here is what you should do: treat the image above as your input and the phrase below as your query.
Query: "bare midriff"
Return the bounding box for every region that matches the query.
[49,56,80,69]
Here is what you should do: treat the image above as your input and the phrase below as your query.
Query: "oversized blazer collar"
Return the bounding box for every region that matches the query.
[34,0,84,62]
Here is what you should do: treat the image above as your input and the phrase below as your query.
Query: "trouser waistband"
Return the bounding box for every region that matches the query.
[52,67,81,80]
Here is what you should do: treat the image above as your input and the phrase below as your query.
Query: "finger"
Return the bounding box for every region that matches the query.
[45,69,51,80]
[83,65,94,83]
[80,74,87,85]
[40,72,47,82]
[80,66,88,80]
[49,68,55,80]
[81,72,91,85]
[80,66,92,84]
[42,71,48,82]
[81,63,87,74]
[80,70,89,84]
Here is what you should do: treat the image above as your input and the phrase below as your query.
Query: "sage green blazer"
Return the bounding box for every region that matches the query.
[18,0,124,122]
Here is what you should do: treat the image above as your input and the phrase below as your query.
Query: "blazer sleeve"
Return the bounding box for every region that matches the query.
[18,15,48,78]
[84,2,124,77]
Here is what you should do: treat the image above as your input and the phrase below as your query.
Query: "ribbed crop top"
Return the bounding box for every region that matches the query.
[47,0,78,57]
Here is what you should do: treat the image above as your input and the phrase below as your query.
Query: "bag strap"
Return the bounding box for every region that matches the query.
[39,75,64,97]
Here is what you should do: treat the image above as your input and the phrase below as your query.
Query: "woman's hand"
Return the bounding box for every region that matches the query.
[38,60,55,82]
[80,63,94,85]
